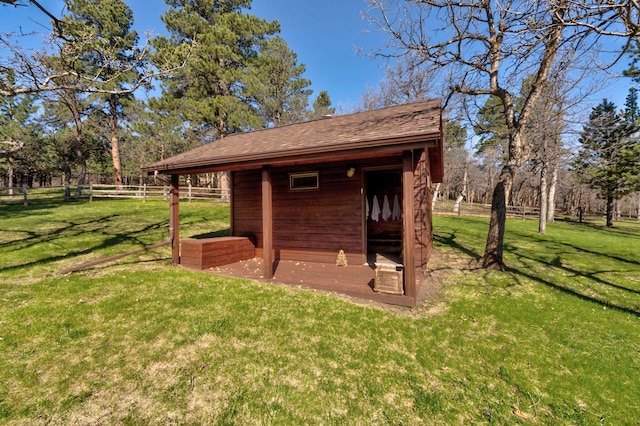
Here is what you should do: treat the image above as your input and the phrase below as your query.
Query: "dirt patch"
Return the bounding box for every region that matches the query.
[416,248,479,307]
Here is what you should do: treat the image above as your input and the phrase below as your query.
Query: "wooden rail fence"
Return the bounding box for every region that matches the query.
[433,200,542,220]
[0,184,230,205]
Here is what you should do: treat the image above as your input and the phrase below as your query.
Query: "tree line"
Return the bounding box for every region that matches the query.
[2,0,639,270]
[1,0,335,195]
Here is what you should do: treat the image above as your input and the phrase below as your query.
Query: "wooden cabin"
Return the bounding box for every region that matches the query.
[142,100,443,306]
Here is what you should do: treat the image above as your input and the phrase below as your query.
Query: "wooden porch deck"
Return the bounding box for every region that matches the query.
[194,257,423,307]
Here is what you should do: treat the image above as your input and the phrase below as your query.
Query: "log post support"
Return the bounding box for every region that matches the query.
[262,166,273,279]
[402,151,416,301]
[170,174,180,265]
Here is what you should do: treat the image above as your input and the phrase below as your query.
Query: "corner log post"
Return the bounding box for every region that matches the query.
[402,150,416,302]
[262,166,273,279]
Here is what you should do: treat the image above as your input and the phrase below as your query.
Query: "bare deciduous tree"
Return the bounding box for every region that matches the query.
[367,0,639,269]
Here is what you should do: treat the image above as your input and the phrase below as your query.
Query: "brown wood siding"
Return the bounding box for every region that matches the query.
[231,169,263,242]
[271,163,363,264]
[230,154,435,271]
[234,159,401,264]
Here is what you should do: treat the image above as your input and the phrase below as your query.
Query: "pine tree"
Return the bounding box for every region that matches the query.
[59,0,145,188]
[574,96,640,227]
[246,36,312,127]
[473,95,509,157]
[311,90,335,119]
[151,0,279,141]
[0,78,38,190]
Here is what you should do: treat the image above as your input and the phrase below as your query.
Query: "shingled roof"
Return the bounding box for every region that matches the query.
[143,99,442,175]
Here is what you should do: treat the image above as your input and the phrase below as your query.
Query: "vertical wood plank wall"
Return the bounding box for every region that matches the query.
[233,160,365,264]
[231,153,434,273]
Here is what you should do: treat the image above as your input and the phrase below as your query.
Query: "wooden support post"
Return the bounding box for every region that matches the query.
[402,151,416,302]
[170,175,180,265]
[229,171,235,236]
[262,167,273,279]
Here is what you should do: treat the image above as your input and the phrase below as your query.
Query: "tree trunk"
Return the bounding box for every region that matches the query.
[481,171,512,269]
[109,95,123,190]
[74,127,86,198]
[432,182,440,210]
[220,171,230,202]
[64,167,72,199]
[539,161,548,235]
[606,196,614,227]
[453,169,467,214]
[481,130,524,269]
[7,159,14,196]
[75,148,87,198]
[547,163,558,223]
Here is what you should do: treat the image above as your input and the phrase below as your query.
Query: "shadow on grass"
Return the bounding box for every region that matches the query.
[0,198,91,219]
[509,264,640,317]
[0,214,167,275]
[559,217,640,239]
[434,232,482,261]
[434,230,640,317]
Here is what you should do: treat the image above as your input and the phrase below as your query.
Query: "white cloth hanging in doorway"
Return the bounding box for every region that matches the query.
[371,195,381,222]
[392,194,401,221]
[382,194,392,221]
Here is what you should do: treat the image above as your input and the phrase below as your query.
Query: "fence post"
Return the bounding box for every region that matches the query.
[163,185,168,201]
[143,184,147,203]
[89,183,93,202]
[22,185,28,207]
[522,205,526,221]
[188,182,192,203]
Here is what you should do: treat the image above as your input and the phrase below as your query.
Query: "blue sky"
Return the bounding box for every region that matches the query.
[4,0,386,110]
[3,0,636,114]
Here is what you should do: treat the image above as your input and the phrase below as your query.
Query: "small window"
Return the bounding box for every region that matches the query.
[289,172,319,191]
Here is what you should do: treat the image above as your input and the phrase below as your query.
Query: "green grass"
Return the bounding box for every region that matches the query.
[1,199,639,424]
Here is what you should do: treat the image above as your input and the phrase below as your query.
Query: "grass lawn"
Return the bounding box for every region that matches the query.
[1,199,639,424]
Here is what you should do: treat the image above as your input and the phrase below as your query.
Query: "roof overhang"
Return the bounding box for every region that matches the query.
[144,134,440,175]
[142,99,444,177]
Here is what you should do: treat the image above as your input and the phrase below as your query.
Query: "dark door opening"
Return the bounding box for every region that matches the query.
[365,169,402,257]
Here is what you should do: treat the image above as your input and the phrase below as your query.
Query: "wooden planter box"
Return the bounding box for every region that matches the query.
[374,265,404,295]
[181,237,255,270]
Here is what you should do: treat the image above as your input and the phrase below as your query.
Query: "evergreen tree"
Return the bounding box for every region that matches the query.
[574,96,640,227]
[60,0,146,189]
[311,90,335,119]
[0,80,38,189]
[151,0,279,141]
[473,95,508,157]
[246,36,312,127]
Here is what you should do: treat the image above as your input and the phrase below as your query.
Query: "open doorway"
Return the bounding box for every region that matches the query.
[365,169,403,260]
